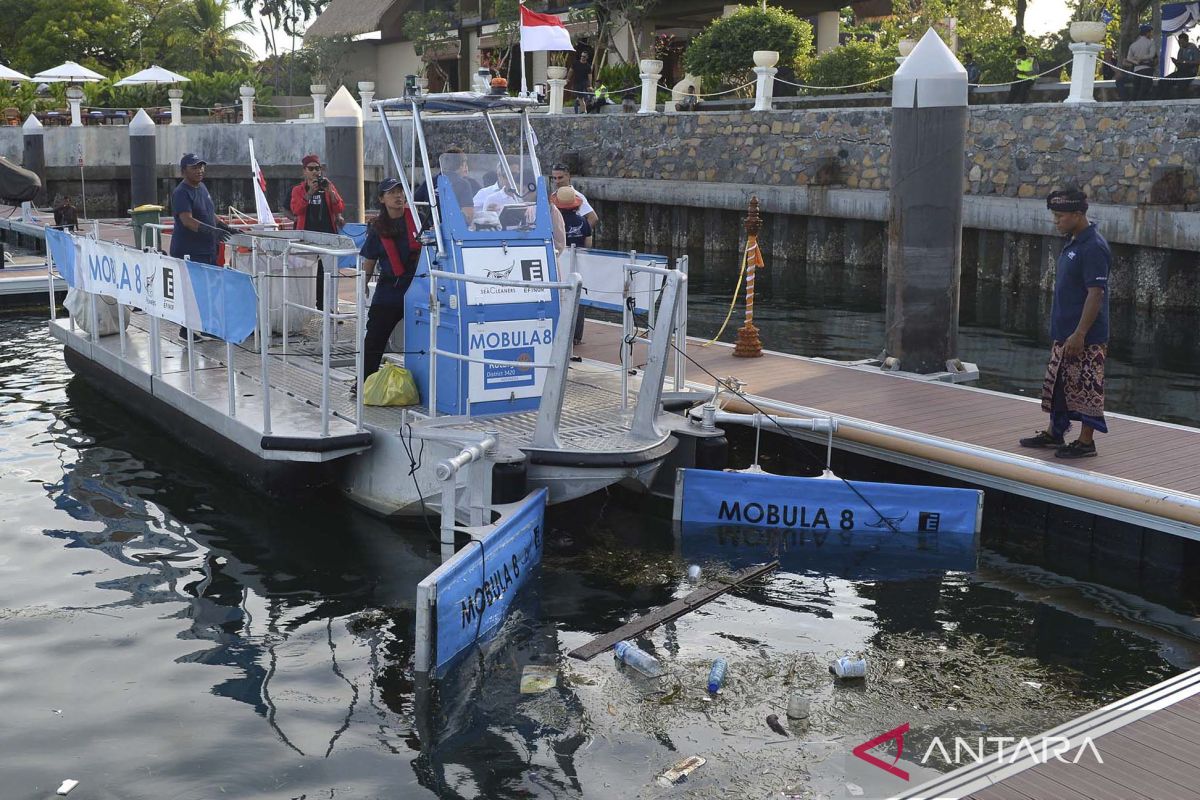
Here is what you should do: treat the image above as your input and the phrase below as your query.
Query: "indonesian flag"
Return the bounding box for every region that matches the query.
[248,138,274,227]
[519,4,573,52]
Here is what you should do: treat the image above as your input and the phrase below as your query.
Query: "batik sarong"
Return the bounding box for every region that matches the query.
[1040,341,1108,435]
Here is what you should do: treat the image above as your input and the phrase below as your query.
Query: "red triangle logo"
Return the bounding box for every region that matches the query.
[852,722,911,781]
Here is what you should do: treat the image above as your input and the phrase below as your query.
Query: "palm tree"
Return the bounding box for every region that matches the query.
[175,0,256,73]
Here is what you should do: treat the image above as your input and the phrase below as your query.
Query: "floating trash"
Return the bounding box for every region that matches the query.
[519,665,558,694]
[656,755,705,786]
[830,656,867,679]
[614,640,664,678]
[707,658,727,693]
[786,692,811,719]
[56,779,79,796]
[766,714,789,737]
[687,564,702,581]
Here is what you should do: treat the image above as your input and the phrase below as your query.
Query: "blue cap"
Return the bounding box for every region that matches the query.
[180,152,206,170]
[1140,23,1153,33]
[378,177,402,195]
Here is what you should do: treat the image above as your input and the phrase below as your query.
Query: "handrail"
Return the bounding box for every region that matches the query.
[531,273,583,449]
[429,349,559,370]
[631,269,684,440]
[428,268,575,290]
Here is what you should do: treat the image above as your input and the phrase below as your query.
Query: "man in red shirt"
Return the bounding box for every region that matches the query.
[289,153,345,310]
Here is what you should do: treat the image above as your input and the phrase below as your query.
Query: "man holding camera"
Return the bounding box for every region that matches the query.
[290,153,345,310]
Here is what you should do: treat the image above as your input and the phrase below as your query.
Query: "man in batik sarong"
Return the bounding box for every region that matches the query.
[1020,189,1111,458]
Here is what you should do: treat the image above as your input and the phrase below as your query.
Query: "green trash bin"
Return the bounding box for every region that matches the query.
[130,204,164,251]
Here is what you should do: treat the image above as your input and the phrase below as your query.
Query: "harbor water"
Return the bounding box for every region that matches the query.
[3,260,1200,798]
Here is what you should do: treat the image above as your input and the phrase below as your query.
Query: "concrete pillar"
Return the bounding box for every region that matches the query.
[358,81,376,119]
[639,58,662,114]
[66,87,84,128]
[1065,43,1101,104]
[21,114,45,206]
[311,84,327,123]
[168,88,183,126]
[324,86,364,223]
[885,29,967,374]
[548,77,567,114]
[816,10,841,54]
[239,85,255,124]
[129,109,157,210]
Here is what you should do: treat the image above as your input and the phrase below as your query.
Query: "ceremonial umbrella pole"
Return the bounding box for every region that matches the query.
[733,196,765,358]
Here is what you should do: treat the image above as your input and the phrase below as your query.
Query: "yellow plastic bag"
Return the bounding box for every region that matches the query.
[362,363,420,407]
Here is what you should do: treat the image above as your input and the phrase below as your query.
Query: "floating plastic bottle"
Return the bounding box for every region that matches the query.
[687,564,702,581]
[614,640,664,678]
[786,692,811,719]
[707,658,727,693]
[830,655,867,679]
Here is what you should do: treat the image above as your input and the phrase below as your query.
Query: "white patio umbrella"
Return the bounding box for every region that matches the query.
[0,64,32,82]
[114,65,190,86]
[32,61,105,83]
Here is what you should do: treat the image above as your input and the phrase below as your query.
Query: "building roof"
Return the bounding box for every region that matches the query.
[305,0,399,39]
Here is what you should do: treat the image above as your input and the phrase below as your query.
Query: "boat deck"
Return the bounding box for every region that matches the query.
[575,319,1200,540]
[898,666,1200,800]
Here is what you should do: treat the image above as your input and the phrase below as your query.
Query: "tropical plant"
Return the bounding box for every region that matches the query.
[402,7,458,86]
[9,0,139,73]
[176,0,256,73]
[238,0,328,54]
[801,39,894,94]
[596,62,640,94]
[683,5,813,89]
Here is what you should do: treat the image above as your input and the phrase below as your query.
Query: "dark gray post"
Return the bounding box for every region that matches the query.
[129,109,157,208]
[324,86,364,223]
[885,30,968,374]
[22,114,45,206]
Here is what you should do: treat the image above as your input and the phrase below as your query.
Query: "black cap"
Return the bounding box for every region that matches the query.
[378,177,402,195]
[180,152,206,170]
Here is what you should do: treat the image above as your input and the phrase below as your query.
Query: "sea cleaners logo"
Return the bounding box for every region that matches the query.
[852,723,1104,781]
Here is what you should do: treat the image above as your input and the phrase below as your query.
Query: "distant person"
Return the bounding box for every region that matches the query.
[1100,48,1117,80]
[680,85,700,112]
[1127,23,1157,101]
[412,144,472,226]
[1007,46,1036,103]
[774,62,797,98]
[359,178,421,388]
[170,152,233,341]
[963,52,981,85]
[1019,189,1110,459]
[549,163,598,230]
[568,51,591,107]
[289,153,345,310]
[1160,33,1200,98]
[553,186,593,352]
[52,195,78,231]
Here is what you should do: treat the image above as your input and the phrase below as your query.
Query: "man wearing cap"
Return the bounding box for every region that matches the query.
[1127,24,1158,101]
[290,154,345,310]
[1020,189,1111,458]
[171,153,233,340]
[552,186,593,349]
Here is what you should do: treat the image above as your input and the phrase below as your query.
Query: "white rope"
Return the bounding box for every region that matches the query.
[1099,59,1198,79]
[774,75,893,91]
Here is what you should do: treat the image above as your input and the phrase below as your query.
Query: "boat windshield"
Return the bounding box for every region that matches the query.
[439,153,543,232]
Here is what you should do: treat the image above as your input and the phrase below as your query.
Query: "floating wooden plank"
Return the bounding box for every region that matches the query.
[567,561,779,662]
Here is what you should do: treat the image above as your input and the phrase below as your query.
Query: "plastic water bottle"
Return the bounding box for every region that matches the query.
[614,640,664,678]
[707,658,727,693]
[687,564,702,582]
[831,655,868,679]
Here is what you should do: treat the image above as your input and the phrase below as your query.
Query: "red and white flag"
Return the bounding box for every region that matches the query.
[519,4,573,52]
[247,138,274,227]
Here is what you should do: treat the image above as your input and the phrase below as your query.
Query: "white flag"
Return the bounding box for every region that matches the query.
[248,138,274,226]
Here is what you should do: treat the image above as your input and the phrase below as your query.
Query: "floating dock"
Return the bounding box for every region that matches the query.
[576,320,1200,542]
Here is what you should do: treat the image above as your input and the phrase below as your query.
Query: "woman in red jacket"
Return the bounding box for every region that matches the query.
[290,153,345,310]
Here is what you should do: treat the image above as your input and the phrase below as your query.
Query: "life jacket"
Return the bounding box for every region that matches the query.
[593,84,609,102]
[1016,57,1036,80]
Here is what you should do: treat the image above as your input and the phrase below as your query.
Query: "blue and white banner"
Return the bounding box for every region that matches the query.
[415,488,547,677]
[46,228,257,343]
[565,247,666,314]
[674,469,983,534]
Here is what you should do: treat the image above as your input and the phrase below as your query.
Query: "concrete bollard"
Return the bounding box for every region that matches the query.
[240,85,255,124]
[66,87,84,127]
[22,114,45,206]
[129,109,157,210]
[168,88,183,126]
[1065,42,1102,104]
[324,86,364,223]
[311,83,327,123]
[548,78,566,114]
[358,81,376,119]
[885,29,967,374]
[752,51,780,112]
[639,59,663,114]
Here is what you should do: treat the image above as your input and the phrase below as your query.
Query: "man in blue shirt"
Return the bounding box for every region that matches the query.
[170,153,233,340]
[1020,189,1111,458]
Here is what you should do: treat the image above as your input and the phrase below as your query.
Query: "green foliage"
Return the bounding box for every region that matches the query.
[10,0,138,73]
[683,5,813,89]
[596,63,640,94]
[801,39,895,94]
[177,0,256,73]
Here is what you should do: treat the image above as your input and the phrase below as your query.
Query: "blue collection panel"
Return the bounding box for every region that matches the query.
[432,488,548,676]
[677,469,983,534]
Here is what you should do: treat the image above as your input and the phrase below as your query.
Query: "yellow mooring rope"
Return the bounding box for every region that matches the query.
[700,240,752,347]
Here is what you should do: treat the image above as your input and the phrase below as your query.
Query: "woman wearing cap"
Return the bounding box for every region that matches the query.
[359,178,421,387]
[552,186,593,349]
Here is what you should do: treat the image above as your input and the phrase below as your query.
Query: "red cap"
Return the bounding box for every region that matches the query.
[301,154,321,167]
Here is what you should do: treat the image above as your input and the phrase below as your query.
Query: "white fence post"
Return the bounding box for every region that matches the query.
[638,59,663,114]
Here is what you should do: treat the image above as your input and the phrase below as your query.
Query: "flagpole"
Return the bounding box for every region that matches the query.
[519,0,529,96]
